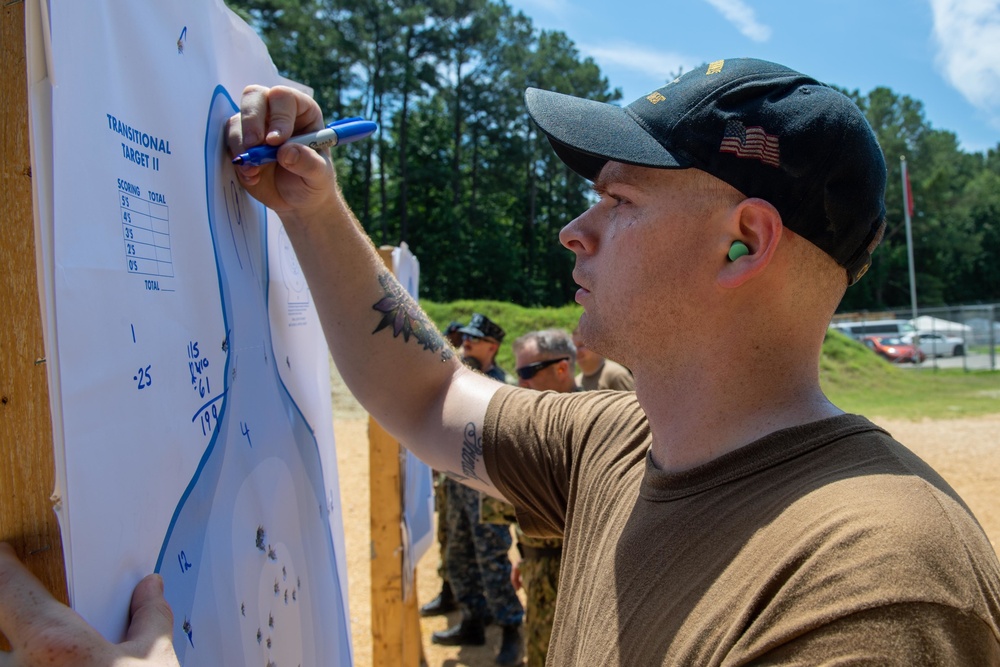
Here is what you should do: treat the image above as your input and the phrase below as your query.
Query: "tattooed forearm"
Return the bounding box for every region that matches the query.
[371,270,454,361]
[459,421,485,483]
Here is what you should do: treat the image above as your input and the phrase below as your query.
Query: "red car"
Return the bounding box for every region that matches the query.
[861,336,926,364]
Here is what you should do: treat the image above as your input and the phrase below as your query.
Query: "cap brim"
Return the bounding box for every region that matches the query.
[457,326,485,338]
[525,88,684,181]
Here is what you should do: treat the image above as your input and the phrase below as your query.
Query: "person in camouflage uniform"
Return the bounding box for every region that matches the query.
[509,328,582,666]
[432,314,525,667]
[509,326,634,665]
[514,530,563,667]
[481,492,563,667]
[420,326,480,618]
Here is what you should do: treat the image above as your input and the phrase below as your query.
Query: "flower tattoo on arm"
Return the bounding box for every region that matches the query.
[371,271,453,361]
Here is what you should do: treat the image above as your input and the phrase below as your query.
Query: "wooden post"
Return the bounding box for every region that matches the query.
[369,246,425,667]
[0,0,69,649]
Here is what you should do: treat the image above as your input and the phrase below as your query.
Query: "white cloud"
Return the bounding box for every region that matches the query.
[578,43,703,86]
[703,0,771,42]
[929,0,1000,117]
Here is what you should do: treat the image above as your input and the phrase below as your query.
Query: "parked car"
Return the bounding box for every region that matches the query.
[831,319,916,340]
[861,336,926,364]
[901,332,965,358]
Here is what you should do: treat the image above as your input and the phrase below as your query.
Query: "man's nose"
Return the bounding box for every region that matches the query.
[559,207,596,254]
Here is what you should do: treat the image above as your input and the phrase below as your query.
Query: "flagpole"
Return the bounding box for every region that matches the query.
[901,155,918,320]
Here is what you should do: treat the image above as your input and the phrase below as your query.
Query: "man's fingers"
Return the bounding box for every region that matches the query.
[276,143,331,182]
[260,85,324,145]
[123,574,179,664]
[126,575,173,640]
[237,84,271,148]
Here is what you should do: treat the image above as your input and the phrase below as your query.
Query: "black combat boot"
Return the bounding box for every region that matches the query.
[419,581,457,617]
[495,623,523,666]
[431,607,487,646]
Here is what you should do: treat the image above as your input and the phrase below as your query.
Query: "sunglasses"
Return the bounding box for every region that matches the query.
[516,357,569,380]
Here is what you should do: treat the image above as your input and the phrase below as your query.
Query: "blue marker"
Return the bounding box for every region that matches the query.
[232,116,377,166]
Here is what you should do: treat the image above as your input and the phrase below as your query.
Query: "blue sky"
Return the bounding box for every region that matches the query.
[504,0,1000,154]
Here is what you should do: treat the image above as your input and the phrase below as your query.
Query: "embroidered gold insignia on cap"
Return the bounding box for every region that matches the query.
[645,91,666,104]
[706,60,724,75]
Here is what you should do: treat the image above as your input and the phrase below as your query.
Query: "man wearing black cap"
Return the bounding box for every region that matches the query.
[419,321,474,621]
[433,313,524,665]
[458,313,509,383]
[5,60,999,665]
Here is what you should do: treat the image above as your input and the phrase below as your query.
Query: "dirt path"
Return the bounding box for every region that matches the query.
[330,361,1000,666]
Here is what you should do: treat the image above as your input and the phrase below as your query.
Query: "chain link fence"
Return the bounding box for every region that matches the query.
[831,303,999,371]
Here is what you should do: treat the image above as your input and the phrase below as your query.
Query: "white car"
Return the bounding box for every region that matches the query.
[903,332,966,358]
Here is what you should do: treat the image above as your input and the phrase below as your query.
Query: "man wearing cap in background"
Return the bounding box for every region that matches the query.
[419,320,480,619]
[458,313,509,384]
[5,58,999,665]
[433,313,524,666]
[571,324,633,392]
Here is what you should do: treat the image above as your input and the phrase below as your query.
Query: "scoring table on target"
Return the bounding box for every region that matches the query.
[120,182,174,280]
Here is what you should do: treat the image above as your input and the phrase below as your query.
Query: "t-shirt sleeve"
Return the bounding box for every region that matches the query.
[753,602,1000,664]
[482,385,647,538]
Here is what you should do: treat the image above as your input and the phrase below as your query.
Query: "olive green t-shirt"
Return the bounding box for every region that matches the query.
[575,358,635,392]
[483,386,1000,665]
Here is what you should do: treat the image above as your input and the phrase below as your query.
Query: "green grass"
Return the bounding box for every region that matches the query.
[422,300,1000,421]
[820,330,1000,420]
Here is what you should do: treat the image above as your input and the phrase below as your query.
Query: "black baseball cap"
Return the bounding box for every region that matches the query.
[525,57,887,285]
[458,313,506,343]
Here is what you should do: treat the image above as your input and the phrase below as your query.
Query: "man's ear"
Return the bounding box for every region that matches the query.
[718,197,782,289]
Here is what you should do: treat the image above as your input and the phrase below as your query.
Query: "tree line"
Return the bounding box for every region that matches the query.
[226,0,1000,312]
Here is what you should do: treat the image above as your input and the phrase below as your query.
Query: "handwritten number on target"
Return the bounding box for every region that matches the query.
[135,365,152,390]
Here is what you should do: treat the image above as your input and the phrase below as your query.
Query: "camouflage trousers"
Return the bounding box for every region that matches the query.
[443,478,524,625]
[434,472,449,581]
[519,545,562,667]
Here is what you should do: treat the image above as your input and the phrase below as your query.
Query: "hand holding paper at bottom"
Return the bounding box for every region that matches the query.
[0,544,180,667]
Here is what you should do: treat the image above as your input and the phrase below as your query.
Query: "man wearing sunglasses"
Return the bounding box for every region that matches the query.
[513,329,577,393]
[508,328,577,666]
[4,61,999,666]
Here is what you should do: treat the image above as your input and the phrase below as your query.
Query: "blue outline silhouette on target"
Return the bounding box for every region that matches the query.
[155,85,351,666]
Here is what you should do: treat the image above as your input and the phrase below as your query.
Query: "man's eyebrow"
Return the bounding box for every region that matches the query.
[590,170,642,195]
[592,163,639,194]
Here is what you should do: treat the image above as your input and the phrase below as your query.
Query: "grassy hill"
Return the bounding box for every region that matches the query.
[422,300,1000,421]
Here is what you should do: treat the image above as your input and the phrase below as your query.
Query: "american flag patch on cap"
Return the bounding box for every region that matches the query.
[720,120,779,168]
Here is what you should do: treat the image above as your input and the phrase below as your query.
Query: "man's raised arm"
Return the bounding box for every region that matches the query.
[227,84,505,497]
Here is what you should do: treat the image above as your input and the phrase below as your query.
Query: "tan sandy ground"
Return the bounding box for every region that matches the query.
[330,362,1000,667]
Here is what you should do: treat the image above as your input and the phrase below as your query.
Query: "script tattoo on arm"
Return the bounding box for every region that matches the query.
[371,270,453,361]
[457,421,485,484]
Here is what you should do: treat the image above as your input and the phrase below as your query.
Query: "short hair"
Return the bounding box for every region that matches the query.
[513,328,577,366]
